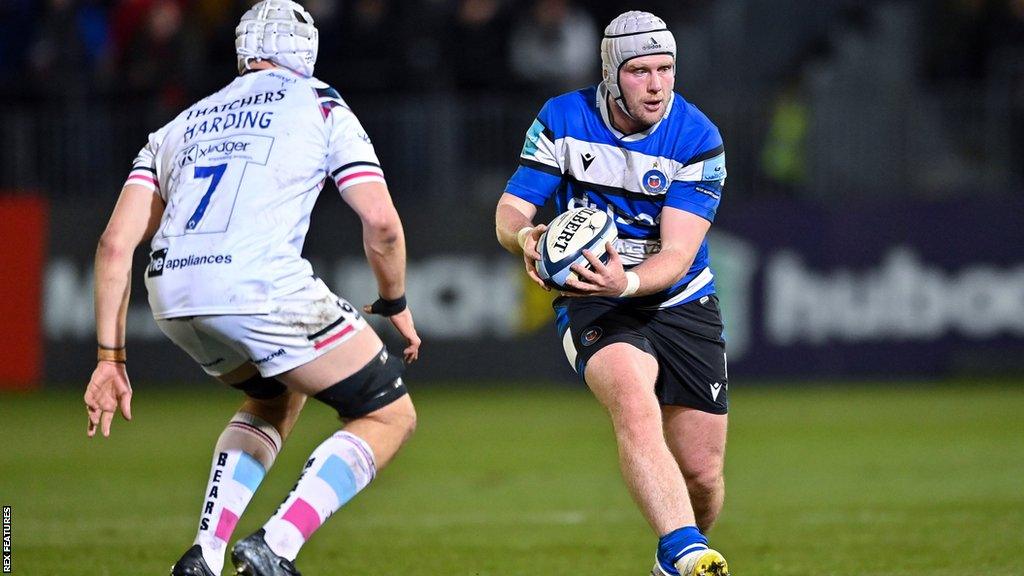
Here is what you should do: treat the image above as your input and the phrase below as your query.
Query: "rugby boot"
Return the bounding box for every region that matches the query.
[170,545,215,576]
[231,529,302,576]
[651,548,730,576]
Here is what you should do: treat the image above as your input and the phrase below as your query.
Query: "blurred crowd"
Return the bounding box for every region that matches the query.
[1,0,1021,200]
[0,0,698,109]
[923,0,1024,87]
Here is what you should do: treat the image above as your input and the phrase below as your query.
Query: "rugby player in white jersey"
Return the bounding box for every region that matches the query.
[83,2,420,575]
[496,11,730,576]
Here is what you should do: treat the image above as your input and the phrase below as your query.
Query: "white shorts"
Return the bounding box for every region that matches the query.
[156,278,368,378]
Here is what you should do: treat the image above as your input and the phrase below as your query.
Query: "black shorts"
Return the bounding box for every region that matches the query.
[554,294,728,414]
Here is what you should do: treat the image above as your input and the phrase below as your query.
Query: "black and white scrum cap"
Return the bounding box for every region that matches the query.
[601,11,677,103]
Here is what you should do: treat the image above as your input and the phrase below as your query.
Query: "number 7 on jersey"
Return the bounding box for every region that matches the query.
[187,163,227,231]
[162,134,274,237]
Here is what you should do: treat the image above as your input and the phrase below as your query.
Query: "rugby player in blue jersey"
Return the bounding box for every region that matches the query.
[496,11,730,576]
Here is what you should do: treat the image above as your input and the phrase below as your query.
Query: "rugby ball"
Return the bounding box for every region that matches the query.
[535,207,618,290]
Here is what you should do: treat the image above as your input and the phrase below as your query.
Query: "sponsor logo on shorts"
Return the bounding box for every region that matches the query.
[252,348,286,365]
[147,249,233,278]
[199,357,225,368]
[581,326,603,347]
[710,381,724,402]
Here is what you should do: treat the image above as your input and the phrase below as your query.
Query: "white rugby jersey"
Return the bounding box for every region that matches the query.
[126,68,385,319]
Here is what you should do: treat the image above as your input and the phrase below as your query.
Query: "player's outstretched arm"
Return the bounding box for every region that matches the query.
[495,193,548,290]
[86,183,165,437]
[341,181,421,363]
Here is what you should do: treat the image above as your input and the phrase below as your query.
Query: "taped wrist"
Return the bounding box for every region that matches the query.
[619,271,640,297]
[516,226,533,250]
[369,294,407,316]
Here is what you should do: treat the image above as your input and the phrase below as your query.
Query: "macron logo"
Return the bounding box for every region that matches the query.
[710,382,724,402]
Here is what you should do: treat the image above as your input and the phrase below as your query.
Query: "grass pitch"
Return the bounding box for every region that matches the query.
[1,381,1022,575]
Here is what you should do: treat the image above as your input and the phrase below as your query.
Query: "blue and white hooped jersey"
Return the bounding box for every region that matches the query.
[505,84,726,309]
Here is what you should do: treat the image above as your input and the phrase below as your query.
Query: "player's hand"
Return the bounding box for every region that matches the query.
[388,309,421,363]
[521,224,550,291]
[562,242,627,297]
[364,306,421,363]
[84,361,133,438]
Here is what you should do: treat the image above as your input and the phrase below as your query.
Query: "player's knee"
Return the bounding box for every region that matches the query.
[371,396,417,442]
[399,400,417,438]
[313,347,408,420]
[607,396,662,437]
[686,467,725,501]
[614,414,662,445]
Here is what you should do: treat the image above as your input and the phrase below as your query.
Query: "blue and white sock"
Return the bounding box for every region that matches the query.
[194,412,281,574]
[656,525,709,575]
[261,430,376,561]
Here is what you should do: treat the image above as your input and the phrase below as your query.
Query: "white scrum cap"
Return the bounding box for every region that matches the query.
[236,0,319,78]
[600,11,676,106]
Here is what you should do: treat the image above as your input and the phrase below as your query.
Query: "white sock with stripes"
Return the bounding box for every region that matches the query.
[194,412,282,574]
[262,430,376,561]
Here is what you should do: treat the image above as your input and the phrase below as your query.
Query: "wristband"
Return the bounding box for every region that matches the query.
[619,271,640,297]
[516,226,533,250]
[369,294,407,317]
[97,345,126,363]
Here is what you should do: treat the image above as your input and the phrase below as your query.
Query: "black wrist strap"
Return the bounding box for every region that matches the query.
[370,294,407,317]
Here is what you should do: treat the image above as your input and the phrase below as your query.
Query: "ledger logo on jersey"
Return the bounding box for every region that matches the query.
[179,138,254,167]
[147,248,233,278]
